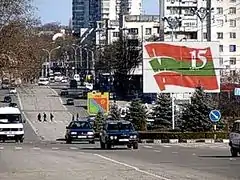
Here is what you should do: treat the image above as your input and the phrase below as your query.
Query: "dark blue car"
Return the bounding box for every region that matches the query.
[99,120,139,149]
[65,120,95,144]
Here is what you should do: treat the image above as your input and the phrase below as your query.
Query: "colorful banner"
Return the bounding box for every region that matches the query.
[87,92,109,115]
[143,42,220,93]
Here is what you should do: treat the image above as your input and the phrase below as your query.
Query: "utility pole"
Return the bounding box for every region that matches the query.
[105,19,109,45]
[206,0,212,41]
[158,0,165,41]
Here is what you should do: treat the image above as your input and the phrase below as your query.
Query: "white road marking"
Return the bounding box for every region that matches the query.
[154,150,161,153]
[52,147,59,150]
[229,158,236,161]
[33,147,41,150]
[192,153,196,156]
[163,145,171,148]
[0,147,4,150]
[69,147,78,150]
[172,152,178,154]
[15,147,23,150]
[94,154,171,180]
[143,145,153,149]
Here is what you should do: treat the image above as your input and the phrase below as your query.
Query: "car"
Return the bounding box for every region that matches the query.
[99,120,139,149]
[65,119,95,144]
[60,89,68,96]
[61,78,68,83]
[38,77,49,86]
[9,87,17,94]
[9,102,17,107]
[229,120,240,157]
[66,98,74,105]
[4,96,12,103]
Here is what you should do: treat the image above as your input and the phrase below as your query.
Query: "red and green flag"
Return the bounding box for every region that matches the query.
[144,43,219,91]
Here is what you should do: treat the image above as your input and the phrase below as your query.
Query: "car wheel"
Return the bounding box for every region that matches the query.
[133,142,138,149]
[127,144,132,149]
[100,140,105,149]
[19,138,24,143]
[15,139,19,143]
[106,143,111,149]
[66,139,72,144]
[2,139,5,143]
[231,147,238,157]
[89,140,95,144]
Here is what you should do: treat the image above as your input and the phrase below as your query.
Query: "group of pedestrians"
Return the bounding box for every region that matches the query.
[37,112,54,122]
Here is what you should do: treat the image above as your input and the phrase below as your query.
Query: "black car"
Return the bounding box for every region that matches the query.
[99,120,139,149]
[9,102,17,107]
[4,96,12,103]
[66,98,74,105]
[65,120,95,144]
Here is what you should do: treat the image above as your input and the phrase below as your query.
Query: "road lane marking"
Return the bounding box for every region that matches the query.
[154,150,161,153]
[15,147,23,150]
[69,147,78,150]
[163,145,171,148]
[52,147,59,150]
[192,153,196,156]
[33,147,41,150]
[172,152,178,154]
[143,145,153,149]
[0,147,4,150]
[94,154,171,180]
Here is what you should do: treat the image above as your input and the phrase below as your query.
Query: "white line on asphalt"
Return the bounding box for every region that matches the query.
[143,145,153,149]
[229,158,236,161]
[33,147,41,150]
[172,152,178,154]
[52,147,59,150]
[154,150,161,153]
[94,154,171,180]
[163,145,171,148]
[192,153,196,156]
[0,147,4,150]
[15,147,23,150]
[69,147,78,150]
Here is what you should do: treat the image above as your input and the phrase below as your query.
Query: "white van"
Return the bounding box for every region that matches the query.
[0,107,25,143]
[229,120,240,157]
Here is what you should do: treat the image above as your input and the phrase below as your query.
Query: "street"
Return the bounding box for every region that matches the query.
[0,86,239,180]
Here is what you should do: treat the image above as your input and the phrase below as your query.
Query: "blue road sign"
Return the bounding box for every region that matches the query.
[209,110,221,123]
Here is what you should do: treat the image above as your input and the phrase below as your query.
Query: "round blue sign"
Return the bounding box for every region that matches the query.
[209,110,221,123]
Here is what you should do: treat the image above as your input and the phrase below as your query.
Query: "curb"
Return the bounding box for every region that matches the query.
[139,139,230,144]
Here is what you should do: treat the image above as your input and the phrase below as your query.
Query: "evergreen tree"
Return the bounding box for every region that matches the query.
[152,94,172,129]
[180,86,215,132]
[109,103,121,120]
[94,111,105,132]
[126,99,147,131]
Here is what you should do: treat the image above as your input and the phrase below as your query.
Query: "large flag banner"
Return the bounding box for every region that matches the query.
[143,42,220,93]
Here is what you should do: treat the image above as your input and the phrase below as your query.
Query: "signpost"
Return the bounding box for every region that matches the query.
[87,91,109,115]
[209,110,221,140]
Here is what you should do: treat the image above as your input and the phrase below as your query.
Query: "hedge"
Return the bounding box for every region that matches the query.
[138,131,229,140]
[95,131,229,140]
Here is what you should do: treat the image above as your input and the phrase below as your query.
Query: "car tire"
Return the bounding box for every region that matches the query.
[89,140,95,144]
[15,139,19,143]
[106,143,111,149]
[2,139,5,143]
[127,144,132,149]
[231,147,238,157]
[66,139,72,144]
[100,140,105,149]
[19,138,23,143]
[133,142,138,149]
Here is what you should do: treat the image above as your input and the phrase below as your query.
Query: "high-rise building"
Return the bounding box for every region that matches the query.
[72,0,142,31]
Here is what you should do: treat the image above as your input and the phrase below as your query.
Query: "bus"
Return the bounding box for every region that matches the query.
[0,107,25,143]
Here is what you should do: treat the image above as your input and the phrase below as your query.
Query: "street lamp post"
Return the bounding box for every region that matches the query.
[162,16,182,42]
[83,47,89,74]
[42,46,61,77]
[190,7,214,42]
[69,44,82,74]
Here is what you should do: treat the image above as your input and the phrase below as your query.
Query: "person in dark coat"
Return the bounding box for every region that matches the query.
[50,113,54,121]
[43,113,47,122]
[37,113,41,122]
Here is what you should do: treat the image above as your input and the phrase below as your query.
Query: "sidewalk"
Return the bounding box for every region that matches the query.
[17,85,72,141]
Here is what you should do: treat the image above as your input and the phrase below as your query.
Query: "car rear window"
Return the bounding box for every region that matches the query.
[70,121,92,129]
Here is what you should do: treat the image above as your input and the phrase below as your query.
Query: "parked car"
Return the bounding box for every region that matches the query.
[60,89,68,96]
[4,96,12,103]
[9,87,17,94]
[61,77,68,83]
[65,119,95,144]
[99,120,139,149]
[66,98,74,105]
[38,77,49,86]
[9,102,17,107]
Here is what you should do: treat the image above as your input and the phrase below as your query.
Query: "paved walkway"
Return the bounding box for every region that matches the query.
[17,86,72,141]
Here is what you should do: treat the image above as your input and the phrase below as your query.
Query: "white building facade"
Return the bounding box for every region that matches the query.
[163,0,240,77]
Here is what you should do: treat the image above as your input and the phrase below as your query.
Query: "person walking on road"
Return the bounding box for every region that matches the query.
[37,113,41,122]
[43,112,47,122]
[50,113,54,122]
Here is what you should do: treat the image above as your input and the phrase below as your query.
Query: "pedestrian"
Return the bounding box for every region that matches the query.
[50,113,54,121]
[37,113,41,122]
[43,112,47,122]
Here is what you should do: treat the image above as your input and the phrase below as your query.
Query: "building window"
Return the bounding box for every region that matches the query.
[229,45,236,52]
[145,28,152,35]
[216,7,223,14]
[216,19,224,26]
[230,57,236,65]
[203,33,207,39]
[230,32,236,38]
[217,32,223,39]
[219,57,223,65]
[229,7,236,14]
[219,45,223,52]
[113,32,119,37]
[129,28,138,35]
[230,70,236,76]
[229,19,236,27]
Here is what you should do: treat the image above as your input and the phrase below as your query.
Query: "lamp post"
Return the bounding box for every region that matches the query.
[190,7,214,42]
[69,44,82,74]
[162,16,182,42]
[42,46,61,77]
[83,47,89,74]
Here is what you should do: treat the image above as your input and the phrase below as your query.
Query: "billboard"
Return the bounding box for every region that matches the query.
[87,92,109,115]
[143,42,220,93]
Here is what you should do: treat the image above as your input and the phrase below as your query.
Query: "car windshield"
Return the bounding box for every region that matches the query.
[70,121,92,129]
[0,114,22,124]
[107,123,134,131]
